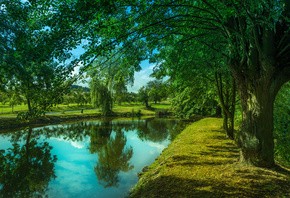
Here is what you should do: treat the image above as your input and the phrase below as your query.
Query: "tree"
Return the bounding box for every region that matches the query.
[151,42,221,118]
[90,77,113,116]
[0,91,8,105]
[0,0,79,118]
[8,91,23,113]
[222,1,290,167]
[215,70,237,140]
[138,86,150,108]
[147,80,168,104]
[77,0,289,167]
[112,78,128,105]
[72,89,90,106]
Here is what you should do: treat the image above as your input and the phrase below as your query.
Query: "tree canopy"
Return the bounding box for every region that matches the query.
[0,0,81,117]
[1,0,289,168]
[76,0,290,167]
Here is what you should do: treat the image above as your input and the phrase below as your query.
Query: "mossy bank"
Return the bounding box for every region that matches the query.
[130,118,290,198]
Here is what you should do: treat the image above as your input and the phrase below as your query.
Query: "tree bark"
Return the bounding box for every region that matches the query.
[215,71,236,140]
[237,80,276,167]
[145,99,149,109]
[27,97,32,113]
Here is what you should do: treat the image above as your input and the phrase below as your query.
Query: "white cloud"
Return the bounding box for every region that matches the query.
[70,141,85,149]
[147,141,168,152]
[127,63,156,93]
[48,160,95,198]
[50,136,87,150]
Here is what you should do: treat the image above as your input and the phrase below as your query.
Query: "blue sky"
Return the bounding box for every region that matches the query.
[127,60,155,92]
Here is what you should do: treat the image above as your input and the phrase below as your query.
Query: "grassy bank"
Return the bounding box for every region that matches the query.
[130,118,290,198]
[0,103,171,131]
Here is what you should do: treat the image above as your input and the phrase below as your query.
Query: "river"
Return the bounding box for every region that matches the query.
[0,117,186,198]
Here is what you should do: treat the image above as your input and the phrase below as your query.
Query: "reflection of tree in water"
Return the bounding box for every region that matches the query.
[89,121,113,153]
[37,121,92,142]
[0,128,57,198]
[90,123,133,187]
[42,119,134,188]
[136,118,187,142]
[167,121,188,141]
[136,118,170,142]
[0,118,186,193]
[90,118,185,188]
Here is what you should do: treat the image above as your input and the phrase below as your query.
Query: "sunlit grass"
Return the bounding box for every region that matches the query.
[0,104,28,114]
[0,102,171,118]
[0,102,171,130]
[130,118,290,198]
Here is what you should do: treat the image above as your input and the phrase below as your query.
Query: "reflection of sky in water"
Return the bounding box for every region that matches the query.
[0,119,174,198]
[46,131,170,198]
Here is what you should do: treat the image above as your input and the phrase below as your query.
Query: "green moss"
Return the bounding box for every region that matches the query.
[130,118,290,198]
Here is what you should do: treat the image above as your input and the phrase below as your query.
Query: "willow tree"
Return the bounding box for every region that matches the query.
[90,77,113,116]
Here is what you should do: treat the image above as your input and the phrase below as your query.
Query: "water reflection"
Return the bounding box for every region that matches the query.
[0,128,57,198]
[87,121,133,187]
[136,118,169,142]
[89,121,113,153]
[0,118,186,197]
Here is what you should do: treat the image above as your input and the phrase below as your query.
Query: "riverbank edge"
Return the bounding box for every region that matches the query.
[129,118,290,198]
[0,108,181,132]
[0,112,153,132]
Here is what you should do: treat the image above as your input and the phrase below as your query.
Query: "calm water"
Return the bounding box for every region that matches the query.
[0,118,186,198]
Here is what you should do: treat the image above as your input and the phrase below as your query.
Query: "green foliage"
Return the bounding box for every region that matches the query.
[138,86,150,108]
[16,109,45,121]
[1,0,79,118]
[147,80,168,104]
[0,0,288,168]
[0,128,57,197]
[90,77,113,116]
[137,80,169,108]
[71,90,90,106]
[94,130,133,188]
[172,86,217,118]
[171,87,196,118]
[274,82,290,166]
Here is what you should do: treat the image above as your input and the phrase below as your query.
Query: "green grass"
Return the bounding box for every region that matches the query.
[0,102,171,118]
[130,118,290,198]
[0,104,28,114]
[0,102,171,130]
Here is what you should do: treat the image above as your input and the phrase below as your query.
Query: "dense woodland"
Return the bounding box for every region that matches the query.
[0,0,289,168]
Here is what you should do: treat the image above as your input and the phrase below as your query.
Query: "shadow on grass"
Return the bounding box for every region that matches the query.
[130,171,290,198]
[130,119,290,198]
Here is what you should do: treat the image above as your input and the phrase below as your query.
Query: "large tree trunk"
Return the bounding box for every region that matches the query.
[227,12,290,167]
[237,80,276,167]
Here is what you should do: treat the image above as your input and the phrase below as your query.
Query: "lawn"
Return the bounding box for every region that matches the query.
[0,102,172,130]
[130,118,290,198]
[0,102,171,118]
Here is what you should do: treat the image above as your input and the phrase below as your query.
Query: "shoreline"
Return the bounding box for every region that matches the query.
[0,110,181,132]
[0,113,152,132]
